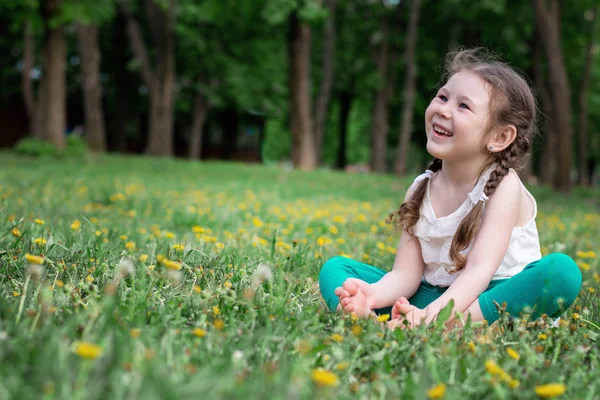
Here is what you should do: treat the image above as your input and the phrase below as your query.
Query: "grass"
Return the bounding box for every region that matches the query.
[0,152,598,399]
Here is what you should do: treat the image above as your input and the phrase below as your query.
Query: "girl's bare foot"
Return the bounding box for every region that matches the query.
[333,279,373,317]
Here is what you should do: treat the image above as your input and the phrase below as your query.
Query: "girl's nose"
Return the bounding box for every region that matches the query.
[436,104,451,119]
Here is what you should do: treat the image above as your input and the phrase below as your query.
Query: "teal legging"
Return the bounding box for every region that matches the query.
[319,253,582,323]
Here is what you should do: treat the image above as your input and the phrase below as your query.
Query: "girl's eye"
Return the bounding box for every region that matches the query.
[459,103,470,110]
[438,95,448,102]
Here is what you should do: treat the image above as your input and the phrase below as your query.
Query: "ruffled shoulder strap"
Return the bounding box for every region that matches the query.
[405,170,435,200]
[467,163,498,205]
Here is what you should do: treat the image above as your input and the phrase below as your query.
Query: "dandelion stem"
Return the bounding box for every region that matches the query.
[580,317,600,331]
[15,274,30,325]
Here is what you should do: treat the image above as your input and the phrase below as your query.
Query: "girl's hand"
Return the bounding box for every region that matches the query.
[388,297,427,329]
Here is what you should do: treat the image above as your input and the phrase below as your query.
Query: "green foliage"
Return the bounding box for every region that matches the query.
[13,136,88,158]
[14,137,58,158]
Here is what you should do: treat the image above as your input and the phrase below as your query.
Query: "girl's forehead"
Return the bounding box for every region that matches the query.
[443,70,491,104]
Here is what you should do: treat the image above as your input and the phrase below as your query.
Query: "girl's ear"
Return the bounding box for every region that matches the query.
[487,125,517,153]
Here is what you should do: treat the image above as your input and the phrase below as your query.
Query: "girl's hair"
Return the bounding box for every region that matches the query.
[387,48,537,273]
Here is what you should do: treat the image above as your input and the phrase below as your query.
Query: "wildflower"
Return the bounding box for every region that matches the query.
[330,333,344,343]
[467,342,476,353]
[427,383,446,399]
[509,379,520,389]
[193,328,206,337]
[538,334,547,340]
[534,383,566,398]
[125,241,136,251]
[193,285,202,294]
[506,347,520,360]
[116,257,135,278]
[74,342,102,359]
[213,319,225,330]
[213,306,220,316]
[588,288,596,293]
[251,263,273,288]
[162,259,181,271]
[25,253,44,265]
[139,254,148,263]
[335,362,349,371]
[56,280,64,288]
[311,368,339,387]
[71,220,81,230]
[329,226,339,235]
[35,219,45,225]
[33,238,47,245]
[11,227,21,237]
[377,314,390,322]
[173,244,185,251]
[120,235,128,241]
[572,313,580,320]
[351,325,363,336]
[86,275,94,283]
[130,328,141,338]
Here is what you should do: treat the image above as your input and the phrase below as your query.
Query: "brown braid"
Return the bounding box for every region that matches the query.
[388,48,538,273]
[386,158,442,233]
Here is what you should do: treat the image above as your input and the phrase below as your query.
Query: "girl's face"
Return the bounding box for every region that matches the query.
[424,70,492,162]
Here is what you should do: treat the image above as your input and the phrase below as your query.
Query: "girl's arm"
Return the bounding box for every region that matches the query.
[368,231,425,309]
[421,171,522,322]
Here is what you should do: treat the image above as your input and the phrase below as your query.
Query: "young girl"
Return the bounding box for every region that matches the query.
[319,48,582,328]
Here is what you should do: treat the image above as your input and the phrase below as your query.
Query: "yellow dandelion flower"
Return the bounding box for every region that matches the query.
[427,383,446,399]
[311,368,339,387]
[173,244,185,251]
[572,313,580,320]
[35,219,45,225]
[13,291,20,297]
[119,235,128,241]
[74,342,102,360]
[213,306,220,316]
[467,341,476,353]
[193,285,202,294]
[25,253,44,265]
[130,328,141,338]
[213,319,225,330]
[377,313,390,322]
[534,383,566,398]
[86,275,94,283]
[506,347,520,360]
[125,241,136,251]
[588,288,595,293]
[351,325,363,336]
[579,262,591,271]
[162,259,181,271]
[164,231,176,239]
[11,227,21,237]
[56,280,64,288]
[335,361,349,371]
[193,328,206,337]
[509,379,520,389]
[330,333,344,343]
[71,220,81,230]
[139,254,148,263]
[329,226,339,235]
[252,217,264,228]
[538,333,547,340]
[34,238,47,245]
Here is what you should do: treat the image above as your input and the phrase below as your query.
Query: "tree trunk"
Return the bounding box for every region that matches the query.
[314,0,336,165]
[119,0,175,156]
[77,24,106,152]
[577,4,599,186]
[288,12,317,170]
[370,18,393,173]
[41,0,66,150]
[221,108,238,160]
[533,34,557,186]
[336,90,353,170]
[189,93,209,159]
[22,21,40,138]
[533,0,573,193]
[394,0,422,176]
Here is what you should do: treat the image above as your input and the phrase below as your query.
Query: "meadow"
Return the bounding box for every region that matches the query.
[0,153,598,400]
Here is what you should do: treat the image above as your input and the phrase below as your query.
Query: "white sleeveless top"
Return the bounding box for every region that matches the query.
[409,163,542,287]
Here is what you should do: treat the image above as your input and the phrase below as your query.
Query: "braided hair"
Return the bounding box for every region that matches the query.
[388,48,537,272]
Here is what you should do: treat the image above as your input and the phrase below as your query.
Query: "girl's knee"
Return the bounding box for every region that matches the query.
[319,256,347,283]
[544,253,582,303]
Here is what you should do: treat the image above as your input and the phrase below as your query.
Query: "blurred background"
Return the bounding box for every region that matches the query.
[0,0,598,192]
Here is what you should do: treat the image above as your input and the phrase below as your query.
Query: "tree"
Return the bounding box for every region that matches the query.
[394,0,421,176]
[313,0,336,165]
[533,0,573,193]
[288,11,317,170]
[119,0,176,156]
[577,4,599,186]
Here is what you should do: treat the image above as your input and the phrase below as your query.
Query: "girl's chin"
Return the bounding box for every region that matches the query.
[426,141,447,159]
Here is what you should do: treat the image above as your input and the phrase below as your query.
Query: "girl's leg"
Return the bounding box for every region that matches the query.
[477,253,582,323]
[319,256,387,312]
[319,256,444,315]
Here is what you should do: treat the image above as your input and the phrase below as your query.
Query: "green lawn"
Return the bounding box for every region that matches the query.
[0,153,598,399]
